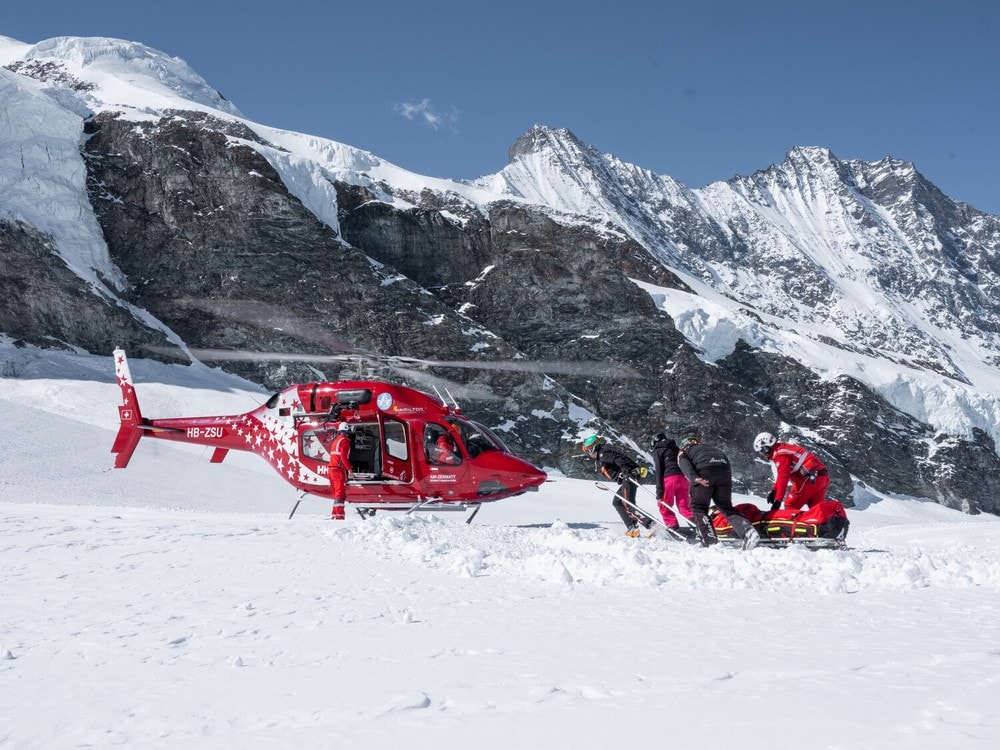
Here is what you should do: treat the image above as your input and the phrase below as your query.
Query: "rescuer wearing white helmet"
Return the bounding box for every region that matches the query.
[754,431,829,511]
[327,421,353,520]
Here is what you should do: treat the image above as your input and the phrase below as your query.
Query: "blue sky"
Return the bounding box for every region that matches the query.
[6,1,999,214]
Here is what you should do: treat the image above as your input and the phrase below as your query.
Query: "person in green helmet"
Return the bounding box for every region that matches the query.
[582,434,652,537]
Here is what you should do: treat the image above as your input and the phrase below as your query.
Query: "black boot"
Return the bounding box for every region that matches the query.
[694,514,718,547]
[726,513,761,550]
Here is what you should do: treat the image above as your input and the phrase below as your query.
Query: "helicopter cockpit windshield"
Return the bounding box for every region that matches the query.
[449,417,510,458]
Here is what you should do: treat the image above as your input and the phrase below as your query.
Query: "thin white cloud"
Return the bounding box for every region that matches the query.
[396,98,458,130]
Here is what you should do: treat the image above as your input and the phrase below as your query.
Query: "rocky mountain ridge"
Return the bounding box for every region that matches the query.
[3,36,1000,513]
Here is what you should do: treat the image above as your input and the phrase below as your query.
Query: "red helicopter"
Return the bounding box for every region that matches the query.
[111,348,548,519]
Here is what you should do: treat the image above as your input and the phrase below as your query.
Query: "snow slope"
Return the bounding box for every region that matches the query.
[2,342,999,749]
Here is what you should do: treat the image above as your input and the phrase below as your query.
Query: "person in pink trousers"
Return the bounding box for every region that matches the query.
[650,433,695,538]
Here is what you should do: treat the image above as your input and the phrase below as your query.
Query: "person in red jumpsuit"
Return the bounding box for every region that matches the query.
[434,433,462,465]
[754,432,829,511]
[327,422,353,520]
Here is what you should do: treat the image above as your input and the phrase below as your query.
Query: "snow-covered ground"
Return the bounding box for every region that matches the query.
[2,343,1000,749]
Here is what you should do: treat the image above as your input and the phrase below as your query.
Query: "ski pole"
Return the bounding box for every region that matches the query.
[621,496,690,542]
[624,475,697,529]
[594,482,689,542]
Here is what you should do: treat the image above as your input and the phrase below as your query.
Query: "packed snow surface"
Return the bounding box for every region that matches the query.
[2,343,999,749]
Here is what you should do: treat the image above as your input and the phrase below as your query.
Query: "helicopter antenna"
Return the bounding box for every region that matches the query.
[431,384,446,404]
[444,388,461,411]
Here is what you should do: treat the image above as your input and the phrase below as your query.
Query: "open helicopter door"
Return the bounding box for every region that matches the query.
[345,422,381,479]
[376,415,413,483]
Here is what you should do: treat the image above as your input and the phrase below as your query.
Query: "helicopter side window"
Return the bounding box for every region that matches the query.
[301,428,335,461]
[424,423,462,466]
[383,419,408,461]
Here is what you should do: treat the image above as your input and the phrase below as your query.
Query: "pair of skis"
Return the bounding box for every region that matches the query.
[594,480,701,544]
[596,478,760,550]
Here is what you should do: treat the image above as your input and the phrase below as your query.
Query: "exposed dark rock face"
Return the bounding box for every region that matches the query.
[0,219,169,355]
[82,113,491,377]
[335,183,493,290]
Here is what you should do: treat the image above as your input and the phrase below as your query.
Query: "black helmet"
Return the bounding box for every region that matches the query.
[649,432,667,449]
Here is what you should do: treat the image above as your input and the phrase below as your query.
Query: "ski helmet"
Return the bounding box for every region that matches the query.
[337,421,351,433]
[581,434,602,455]
[649,432,667,449]
[753,431,777,456]
[678,435,698,449]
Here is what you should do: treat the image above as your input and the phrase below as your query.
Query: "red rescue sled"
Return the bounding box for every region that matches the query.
[711,500,849,549]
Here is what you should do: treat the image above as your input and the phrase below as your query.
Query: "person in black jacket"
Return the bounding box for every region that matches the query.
[676,431,760,550]
[650,433,694,535]
[582,435,652,537]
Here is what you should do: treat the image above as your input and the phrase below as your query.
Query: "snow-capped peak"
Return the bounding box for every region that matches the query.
[743,146,848,193]
[784,144,838,165]
[2,36,242,118]
[473,124,689,239]
[0,36,239,302]
[507,124,591,162]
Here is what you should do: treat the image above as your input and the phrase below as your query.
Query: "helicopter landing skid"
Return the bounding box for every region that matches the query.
[288,496,483,523]
[353,499,483,523]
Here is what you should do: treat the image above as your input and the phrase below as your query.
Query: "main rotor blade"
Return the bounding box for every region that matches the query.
[391,355,637,379]
[151,347,359,365]
[387,366,502,402]
[174,298,367,356]
[170,298,636,379]
[145,346,502,401]
[162,347,634,381]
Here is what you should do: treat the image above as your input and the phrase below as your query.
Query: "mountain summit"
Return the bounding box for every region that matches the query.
[3,36,1000,513]
[2,36,241,116]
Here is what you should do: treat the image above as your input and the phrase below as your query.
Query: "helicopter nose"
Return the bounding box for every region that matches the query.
[472,452,547,497]
[522,462,548,489]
